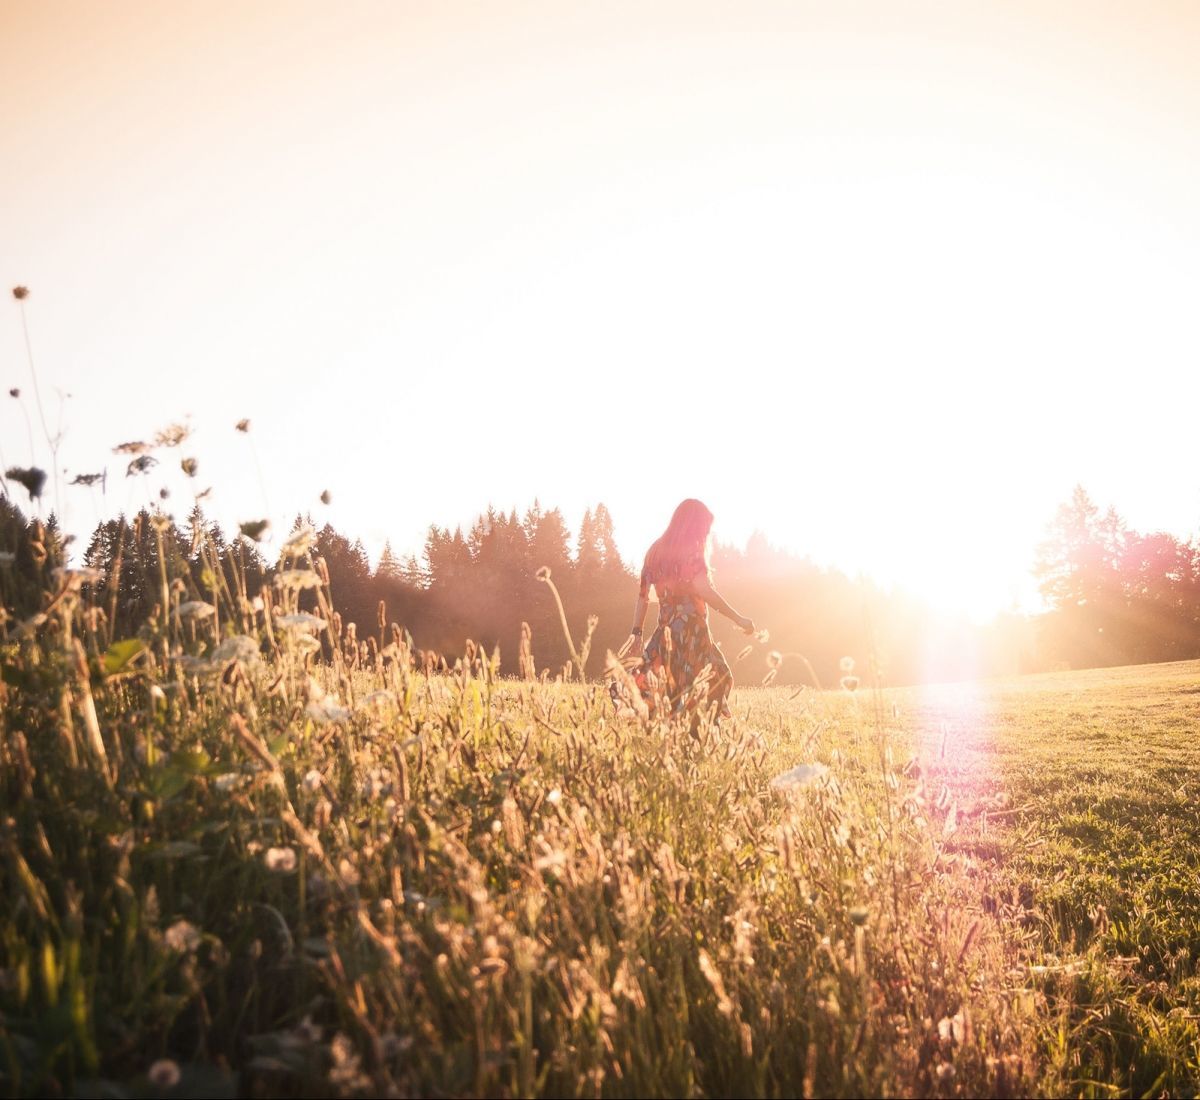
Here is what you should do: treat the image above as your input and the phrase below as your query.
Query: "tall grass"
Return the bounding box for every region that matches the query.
[0,532,1039,1097]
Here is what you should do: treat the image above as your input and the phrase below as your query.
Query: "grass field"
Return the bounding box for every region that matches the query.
[2,564,1199,1097]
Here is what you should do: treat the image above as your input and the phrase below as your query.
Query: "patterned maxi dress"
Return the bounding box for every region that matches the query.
[615,560,734,718]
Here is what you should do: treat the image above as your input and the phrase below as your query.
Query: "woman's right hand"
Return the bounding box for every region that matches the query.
[737,615,756,635]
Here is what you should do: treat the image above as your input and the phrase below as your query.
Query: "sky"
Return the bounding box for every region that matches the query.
[2,1,1199,621]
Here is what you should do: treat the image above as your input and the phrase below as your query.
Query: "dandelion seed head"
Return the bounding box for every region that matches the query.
[535,566,551,582]
[177,601,215,621]
[163,919,201,953]
[147,1059,181,1089]
[265,846,297,872]
[280,524,315,559]
[839,656,856,673]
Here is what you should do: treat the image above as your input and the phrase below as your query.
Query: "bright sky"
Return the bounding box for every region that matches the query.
[3,1,1199,621]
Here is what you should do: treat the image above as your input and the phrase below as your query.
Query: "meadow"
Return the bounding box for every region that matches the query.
[2,541,1199,1098]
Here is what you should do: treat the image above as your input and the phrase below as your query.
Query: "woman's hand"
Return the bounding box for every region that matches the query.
[737,615,756,635]
[623,633,644,660]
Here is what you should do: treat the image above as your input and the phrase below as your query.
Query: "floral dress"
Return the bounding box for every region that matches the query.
[614,561,733,719]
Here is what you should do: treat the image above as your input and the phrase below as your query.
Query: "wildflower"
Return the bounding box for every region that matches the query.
[277,568,321,591]
[163,919,201,953]
[147,1059,181,1089]
[291,633,322,655]
[212,634,259,663]
[235,418,250,432]
[276,612,327,633]
[5,466,46,500]
[239,519,269,542]
[149,512,173,532]
[769,763,830,792]
[754,628,770,643]
[113,441,151,455]
[306,699,351,724]
[126,455,157,476]
[839,656,855,673]
[177,601,215,621]
[70,472,105,487]
[154,422,190,447]
[279,524,315,559]
[264,846,297,873]
[181,457,198,477]
[12,286,29,300]
[840,675,860,692]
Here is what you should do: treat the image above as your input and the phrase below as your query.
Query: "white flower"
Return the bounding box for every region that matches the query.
[769,763,830,792]
[306,699,351,724]
[147,1059,181,1089]
[280,525,316,560]
[163,919,201,953]
[276,612,327,633]
[264,846,297,872]
[177,601,215,621]
[276,568,322,591]
[212,634,259,663]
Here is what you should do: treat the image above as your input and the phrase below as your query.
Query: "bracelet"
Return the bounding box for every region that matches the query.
[629,627,642,637]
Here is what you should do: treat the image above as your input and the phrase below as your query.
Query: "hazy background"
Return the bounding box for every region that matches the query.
[3,1,1199,621]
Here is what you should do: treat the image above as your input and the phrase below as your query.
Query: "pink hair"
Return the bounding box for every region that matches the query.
[642,499,714,586]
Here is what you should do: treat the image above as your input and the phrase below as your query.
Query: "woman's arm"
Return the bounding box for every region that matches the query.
[625,573,651,657]
[691,572,755,634]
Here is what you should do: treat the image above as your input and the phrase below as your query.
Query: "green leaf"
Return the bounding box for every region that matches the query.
[103,638,145,675]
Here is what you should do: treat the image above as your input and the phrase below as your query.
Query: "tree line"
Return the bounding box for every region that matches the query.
[2,486,1199,685]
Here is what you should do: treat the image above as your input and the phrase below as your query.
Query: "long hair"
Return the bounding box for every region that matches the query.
[643,499,714,586]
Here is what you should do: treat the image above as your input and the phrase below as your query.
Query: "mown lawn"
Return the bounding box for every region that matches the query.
[905,659,1200,1097]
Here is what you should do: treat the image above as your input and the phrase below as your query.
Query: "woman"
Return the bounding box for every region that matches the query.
[616,499,756,719]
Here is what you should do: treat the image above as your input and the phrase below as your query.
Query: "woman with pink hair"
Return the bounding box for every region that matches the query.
[617,499,756,719]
